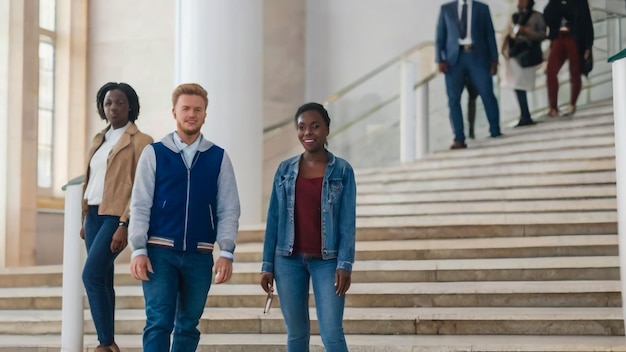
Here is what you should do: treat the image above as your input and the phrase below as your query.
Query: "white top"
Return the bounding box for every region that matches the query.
[84,123,130,205]
[458,0,473,45]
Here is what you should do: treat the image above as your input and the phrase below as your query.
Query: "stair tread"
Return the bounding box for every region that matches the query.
[0,280,619,297]
[1,334,625,351]
[0,306,622,322]
[233,234,618,253]
[356,211,617,226]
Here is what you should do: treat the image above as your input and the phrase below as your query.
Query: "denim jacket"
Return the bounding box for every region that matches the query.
[261,151,356,273]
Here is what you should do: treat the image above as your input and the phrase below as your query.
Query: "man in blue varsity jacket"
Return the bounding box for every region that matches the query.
[129,83,241,352]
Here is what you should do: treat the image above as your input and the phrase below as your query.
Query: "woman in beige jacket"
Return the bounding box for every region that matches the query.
[81,82,153,352]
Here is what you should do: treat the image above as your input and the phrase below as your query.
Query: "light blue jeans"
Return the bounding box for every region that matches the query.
[274,254,348,352]
[142,246,214,352]
[82,205,121,346]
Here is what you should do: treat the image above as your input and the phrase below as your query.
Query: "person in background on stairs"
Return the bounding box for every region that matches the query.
[81,82,154,352]
[501,0,547,127]
[543,0,594,117]
[260,102,356,352]
[436,0,502,150]
[128,83,241,352]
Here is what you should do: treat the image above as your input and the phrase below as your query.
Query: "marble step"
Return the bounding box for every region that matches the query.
[234,234,618,262]
[237,222,618,243]
[357,184,616,205]
[2,334,625,352]
[0,280,619,310]
[356,124,615,178]
[358,157,616,185]
[0,239,618,288]
[357,169,616,194]
[357,198,616,217]
[0,307,622,336]
[355,210,617,228]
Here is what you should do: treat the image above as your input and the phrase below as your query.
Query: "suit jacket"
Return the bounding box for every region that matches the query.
[435,0,499,66]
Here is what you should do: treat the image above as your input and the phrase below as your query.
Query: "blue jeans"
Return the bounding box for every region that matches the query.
[274,254,348,352]
[82,205,121,346]
[142,246,214,352]
[445,50,501,142]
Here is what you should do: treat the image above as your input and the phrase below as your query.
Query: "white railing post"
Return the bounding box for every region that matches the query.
[61,181,84,352]
[610,49,626,339]
[400,60,417,162]
[609,17,622,56]
[415,81,429,160]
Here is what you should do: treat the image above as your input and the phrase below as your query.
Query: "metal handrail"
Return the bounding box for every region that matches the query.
[328,71,438,138]
[262,41,434,135]
[323,41,434,105]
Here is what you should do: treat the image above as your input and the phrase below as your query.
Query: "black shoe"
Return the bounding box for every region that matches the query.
[490,133,503,138]
[450,141,467,149]
[515,119,536,127]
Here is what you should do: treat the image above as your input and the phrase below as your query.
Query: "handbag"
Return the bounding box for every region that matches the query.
[506,11,544,68]
[514,41,544,67]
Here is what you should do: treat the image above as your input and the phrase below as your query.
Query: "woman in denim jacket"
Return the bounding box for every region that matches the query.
[260,102,356,352]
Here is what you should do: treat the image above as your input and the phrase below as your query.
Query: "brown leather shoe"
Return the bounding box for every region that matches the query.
[450,141,467,149]
[94,346,113,352]
[95,342,119,352]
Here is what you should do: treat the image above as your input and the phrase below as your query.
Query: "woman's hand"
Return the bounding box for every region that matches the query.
[110,226,128,253]
[335,269,351,296]
[260,272,274,293]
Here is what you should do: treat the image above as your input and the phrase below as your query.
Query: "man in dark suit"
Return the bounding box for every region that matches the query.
[436,0,501,149]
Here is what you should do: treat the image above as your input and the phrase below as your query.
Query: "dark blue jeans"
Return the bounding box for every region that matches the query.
[82,205,121,346]
[274,254,348,352]
[142,246,214,352]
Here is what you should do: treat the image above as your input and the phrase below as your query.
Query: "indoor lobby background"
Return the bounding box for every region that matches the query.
[0,0,608,267]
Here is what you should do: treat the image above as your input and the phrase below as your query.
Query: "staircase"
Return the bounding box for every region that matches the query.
[0,101,624,351]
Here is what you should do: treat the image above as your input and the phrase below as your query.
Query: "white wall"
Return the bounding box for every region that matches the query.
[88,0,176,143]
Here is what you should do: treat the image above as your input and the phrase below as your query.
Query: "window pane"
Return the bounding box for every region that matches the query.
[38,41,55,190]
[38,109,53,145]
[39,0,56,31]
[39,42,54,110]
[38,145,52,188]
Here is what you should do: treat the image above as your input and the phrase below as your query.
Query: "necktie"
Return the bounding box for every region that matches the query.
[460,0,468,39]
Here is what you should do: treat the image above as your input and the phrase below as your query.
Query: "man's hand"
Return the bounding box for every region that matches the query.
[130,255,153,281]
[80,227,85,240]
[214,257,233,284]
[438,61,449,74]
[110,226,128,253]
[490,61,498,76]
[335,269,352,296]
[260,272,274,293]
